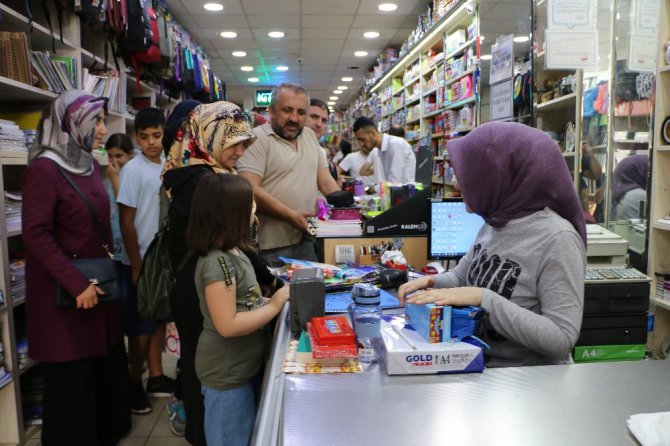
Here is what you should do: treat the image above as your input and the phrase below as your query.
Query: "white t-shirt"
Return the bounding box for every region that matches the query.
[339,151,377,187]
[332,150,343,164]
[367,134,416,183]
[117,153,165,263]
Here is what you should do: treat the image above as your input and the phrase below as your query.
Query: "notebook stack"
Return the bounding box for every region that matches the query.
[4,192,22,235]
[0,331,11,390]
[83,68,127,113]
[312,217,362,237]
[654,272,670,300]
[10,259,26,304]
[31,52,80,93]
[0,119,26,152]
[0,32,33,86]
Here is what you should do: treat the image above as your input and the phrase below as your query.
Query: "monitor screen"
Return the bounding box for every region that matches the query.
[428,199,486,259]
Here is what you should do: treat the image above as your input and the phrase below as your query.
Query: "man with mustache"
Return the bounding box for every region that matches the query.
[238,82,340,266]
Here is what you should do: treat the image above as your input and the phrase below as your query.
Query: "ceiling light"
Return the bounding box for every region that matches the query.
[364,31,380,39]
[341,77,353,82]
[248,77,259,83]
[333,90,343,94]
[241,66,254,71]
[268,31,285,38]
[337,85,348,90]
[480,54,492,60]
[329,96,338,100]
[276,65,289,71]
[354,51,368,57]
[232,51,246,57]
[327,101,336,105]
[220,31,237,38]
[378,3,398,11]
[513,36,529,43]
[203,3,223,11]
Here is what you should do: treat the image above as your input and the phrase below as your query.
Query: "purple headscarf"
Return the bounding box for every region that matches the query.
[447,122,587,246]
[611,154,648,206]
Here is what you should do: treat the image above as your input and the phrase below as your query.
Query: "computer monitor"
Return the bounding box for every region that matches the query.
[428,198,486,259]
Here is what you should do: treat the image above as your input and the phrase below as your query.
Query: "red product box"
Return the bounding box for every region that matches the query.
[307,317,358,360]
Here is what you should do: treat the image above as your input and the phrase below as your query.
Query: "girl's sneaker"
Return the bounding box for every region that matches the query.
[166,395,186,437]
[146,374,175,397]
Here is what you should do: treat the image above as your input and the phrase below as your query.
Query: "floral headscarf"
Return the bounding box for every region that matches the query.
[29,89,108,175]
[162,101,255,176]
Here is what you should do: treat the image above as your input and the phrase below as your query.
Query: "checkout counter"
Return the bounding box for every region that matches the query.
[253,305,670,445]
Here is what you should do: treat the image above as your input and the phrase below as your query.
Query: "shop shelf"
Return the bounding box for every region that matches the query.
[17,360,38,377]
[1,152,29,166]
[658,65,670,74]
[80,49,107,70]
[562,152,576,157]
[7,228,22,238]
[403,76,421,88]
[444,38,476,61]
[423,87,438,97]
[0,3,78,52]
[444,96,476,110]
[405,117,421,125]
[536,93,576,111]
[651,296,670,311]
[652,220,670,231]
[444,68,476,87]
[423,108,445,119]
[657,145,670,152]
[405,95,421,106]
[431,132,445,139]
[0,76,57,103]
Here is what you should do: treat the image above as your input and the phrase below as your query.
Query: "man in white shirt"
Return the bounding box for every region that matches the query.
[337,143,377,187]
[354,117,416,184]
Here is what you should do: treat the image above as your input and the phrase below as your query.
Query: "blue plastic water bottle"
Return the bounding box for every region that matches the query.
[348,283,382,362]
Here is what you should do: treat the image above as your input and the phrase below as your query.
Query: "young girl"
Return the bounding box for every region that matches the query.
[104,133,134,264]
[187,172,290,446]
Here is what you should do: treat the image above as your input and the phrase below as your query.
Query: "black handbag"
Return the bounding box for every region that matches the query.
[54,164,119,308]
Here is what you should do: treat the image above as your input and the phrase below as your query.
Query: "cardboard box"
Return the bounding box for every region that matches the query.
[405,303,451,343]
[379,317,485,375]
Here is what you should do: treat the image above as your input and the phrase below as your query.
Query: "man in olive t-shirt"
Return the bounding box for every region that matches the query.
[237,83,340,266]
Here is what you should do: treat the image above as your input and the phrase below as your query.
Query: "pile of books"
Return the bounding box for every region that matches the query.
[0,119,26,152]
[83,68,127,113]
[312,217,363,237]
[21,371,44,426]
[31,52,80,93]
[10,259,25,304]
[4,191,21,235]
[0,337,11,390]
[655,272,670,300]
[16,338,29,371]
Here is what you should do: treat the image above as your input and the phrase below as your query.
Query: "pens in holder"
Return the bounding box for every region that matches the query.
[392,324,417,350]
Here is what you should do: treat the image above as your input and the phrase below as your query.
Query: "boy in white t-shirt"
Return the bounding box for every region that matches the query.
[338,144,377,188]
[117,108,172,414]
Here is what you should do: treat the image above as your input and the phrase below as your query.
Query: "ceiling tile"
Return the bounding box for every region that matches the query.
[241,0,299,14]
[186,0,245,15]
[301,15,355,29]
[301,0,361,14]
[357,0,425,15]
[301,40,345,50]
[351,14,405,28]
[246,15,300,28]
[251,28,300,41]
[301,28,350,40]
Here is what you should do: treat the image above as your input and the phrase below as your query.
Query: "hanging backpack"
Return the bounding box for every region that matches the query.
[132,5,160,64]
[74,0,107,26]
[107,0,127,38]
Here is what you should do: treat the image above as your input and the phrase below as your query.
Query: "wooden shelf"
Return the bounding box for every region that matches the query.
[0,3,78,52]
[6,228,21,238]
[0,76,57,103]
[80,49,107,70]
[445,96,476,110]
[652,221,670,231]
[1,152,29,165]
[658,65,670,73]
[656,145,670,152]
[423,108,444,118]
[562,152,576,157]
[536,93,576,111]
[444,38,476,61]
[651,296,670,311]
[403,76,421,88]
[422,87,438,97]
[405,117,421,125]
[405,95,421,106]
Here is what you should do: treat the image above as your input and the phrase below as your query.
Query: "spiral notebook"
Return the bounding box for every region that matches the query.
[325,288,402,313]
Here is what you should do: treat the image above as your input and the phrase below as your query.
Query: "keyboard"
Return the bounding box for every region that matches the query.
[585,265,650,283]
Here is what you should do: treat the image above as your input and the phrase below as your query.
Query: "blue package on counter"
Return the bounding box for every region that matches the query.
[451,306,485,341]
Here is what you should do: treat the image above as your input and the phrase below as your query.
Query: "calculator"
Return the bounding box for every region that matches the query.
[585,265,650,283]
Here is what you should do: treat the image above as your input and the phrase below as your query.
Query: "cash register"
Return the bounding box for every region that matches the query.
[577,225,650,356]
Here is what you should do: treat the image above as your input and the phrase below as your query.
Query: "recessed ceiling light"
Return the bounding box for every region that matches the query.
[333,90,343,94]
[341,77,353,82]
[276,65,289,71]
[327,101,336,105]
[241,66,254,71]
[220,31,237,38]
[364,31,380,39]
[329,96,338,100]
[513,36,529,43]
[204,3,223,11]
[248,77,259,83]
[268,31,285,38]
[337,85,348,90]
[378,3,398,11]
[232,51,246,57]
[480,54,492,60]
[354,51,368,57]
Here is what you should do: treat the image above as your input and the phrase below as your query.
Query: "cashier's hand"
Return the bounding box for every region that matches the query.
[289,210,314,233]
[405,287,483,307]
[397,276,435,304]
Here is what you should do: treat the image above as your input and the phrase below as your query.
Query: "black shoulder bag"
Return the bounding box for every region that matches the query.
[54,164,119,308]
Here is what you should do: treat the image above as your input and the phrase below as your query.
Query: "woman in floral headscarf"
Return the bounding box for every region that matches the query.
[161,101,280,446]
[22,90,130,445]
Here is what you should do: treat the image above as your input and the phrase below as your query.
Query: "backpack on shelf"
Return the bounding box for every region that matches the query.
[74,0,107,26]
[106,0,128,38]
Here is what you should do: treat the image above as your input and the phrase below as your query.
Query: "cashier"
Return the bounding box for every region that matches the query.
[398,122,586,367]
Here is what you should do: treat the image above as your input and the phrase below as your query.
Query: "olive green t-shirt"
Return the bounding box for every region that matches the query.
[194,249,266,390]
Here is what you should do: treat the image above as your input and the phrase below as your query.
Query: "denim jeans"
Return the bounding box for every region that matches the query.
[201,382,255,446]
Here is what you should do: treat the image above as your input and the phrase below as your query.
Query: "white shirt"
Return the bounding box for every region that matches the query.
[367,134,416,183]
[117,153,165,263]
[332,150,343,164]
[339,151,377,187]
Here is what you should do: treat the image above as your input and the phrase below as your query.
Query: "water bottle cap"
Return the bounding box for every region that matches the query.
[352,283,381,304]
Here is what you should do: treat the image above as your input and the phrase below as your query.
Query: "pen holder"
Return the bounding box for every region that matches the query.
[358,253,381,265]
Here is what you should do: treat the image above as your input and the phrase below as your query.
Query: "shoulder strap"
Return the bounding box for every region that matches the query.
[54,163,113,258]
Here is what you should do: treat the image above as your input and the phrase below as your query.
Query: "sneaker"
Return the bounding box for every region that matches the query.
[146,374,175,397]
[166,395,186,437]
[129,382,152,415]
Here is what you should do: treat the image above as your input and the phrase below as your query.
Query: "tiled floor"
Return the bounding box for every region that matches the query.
[22,353,189,446]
